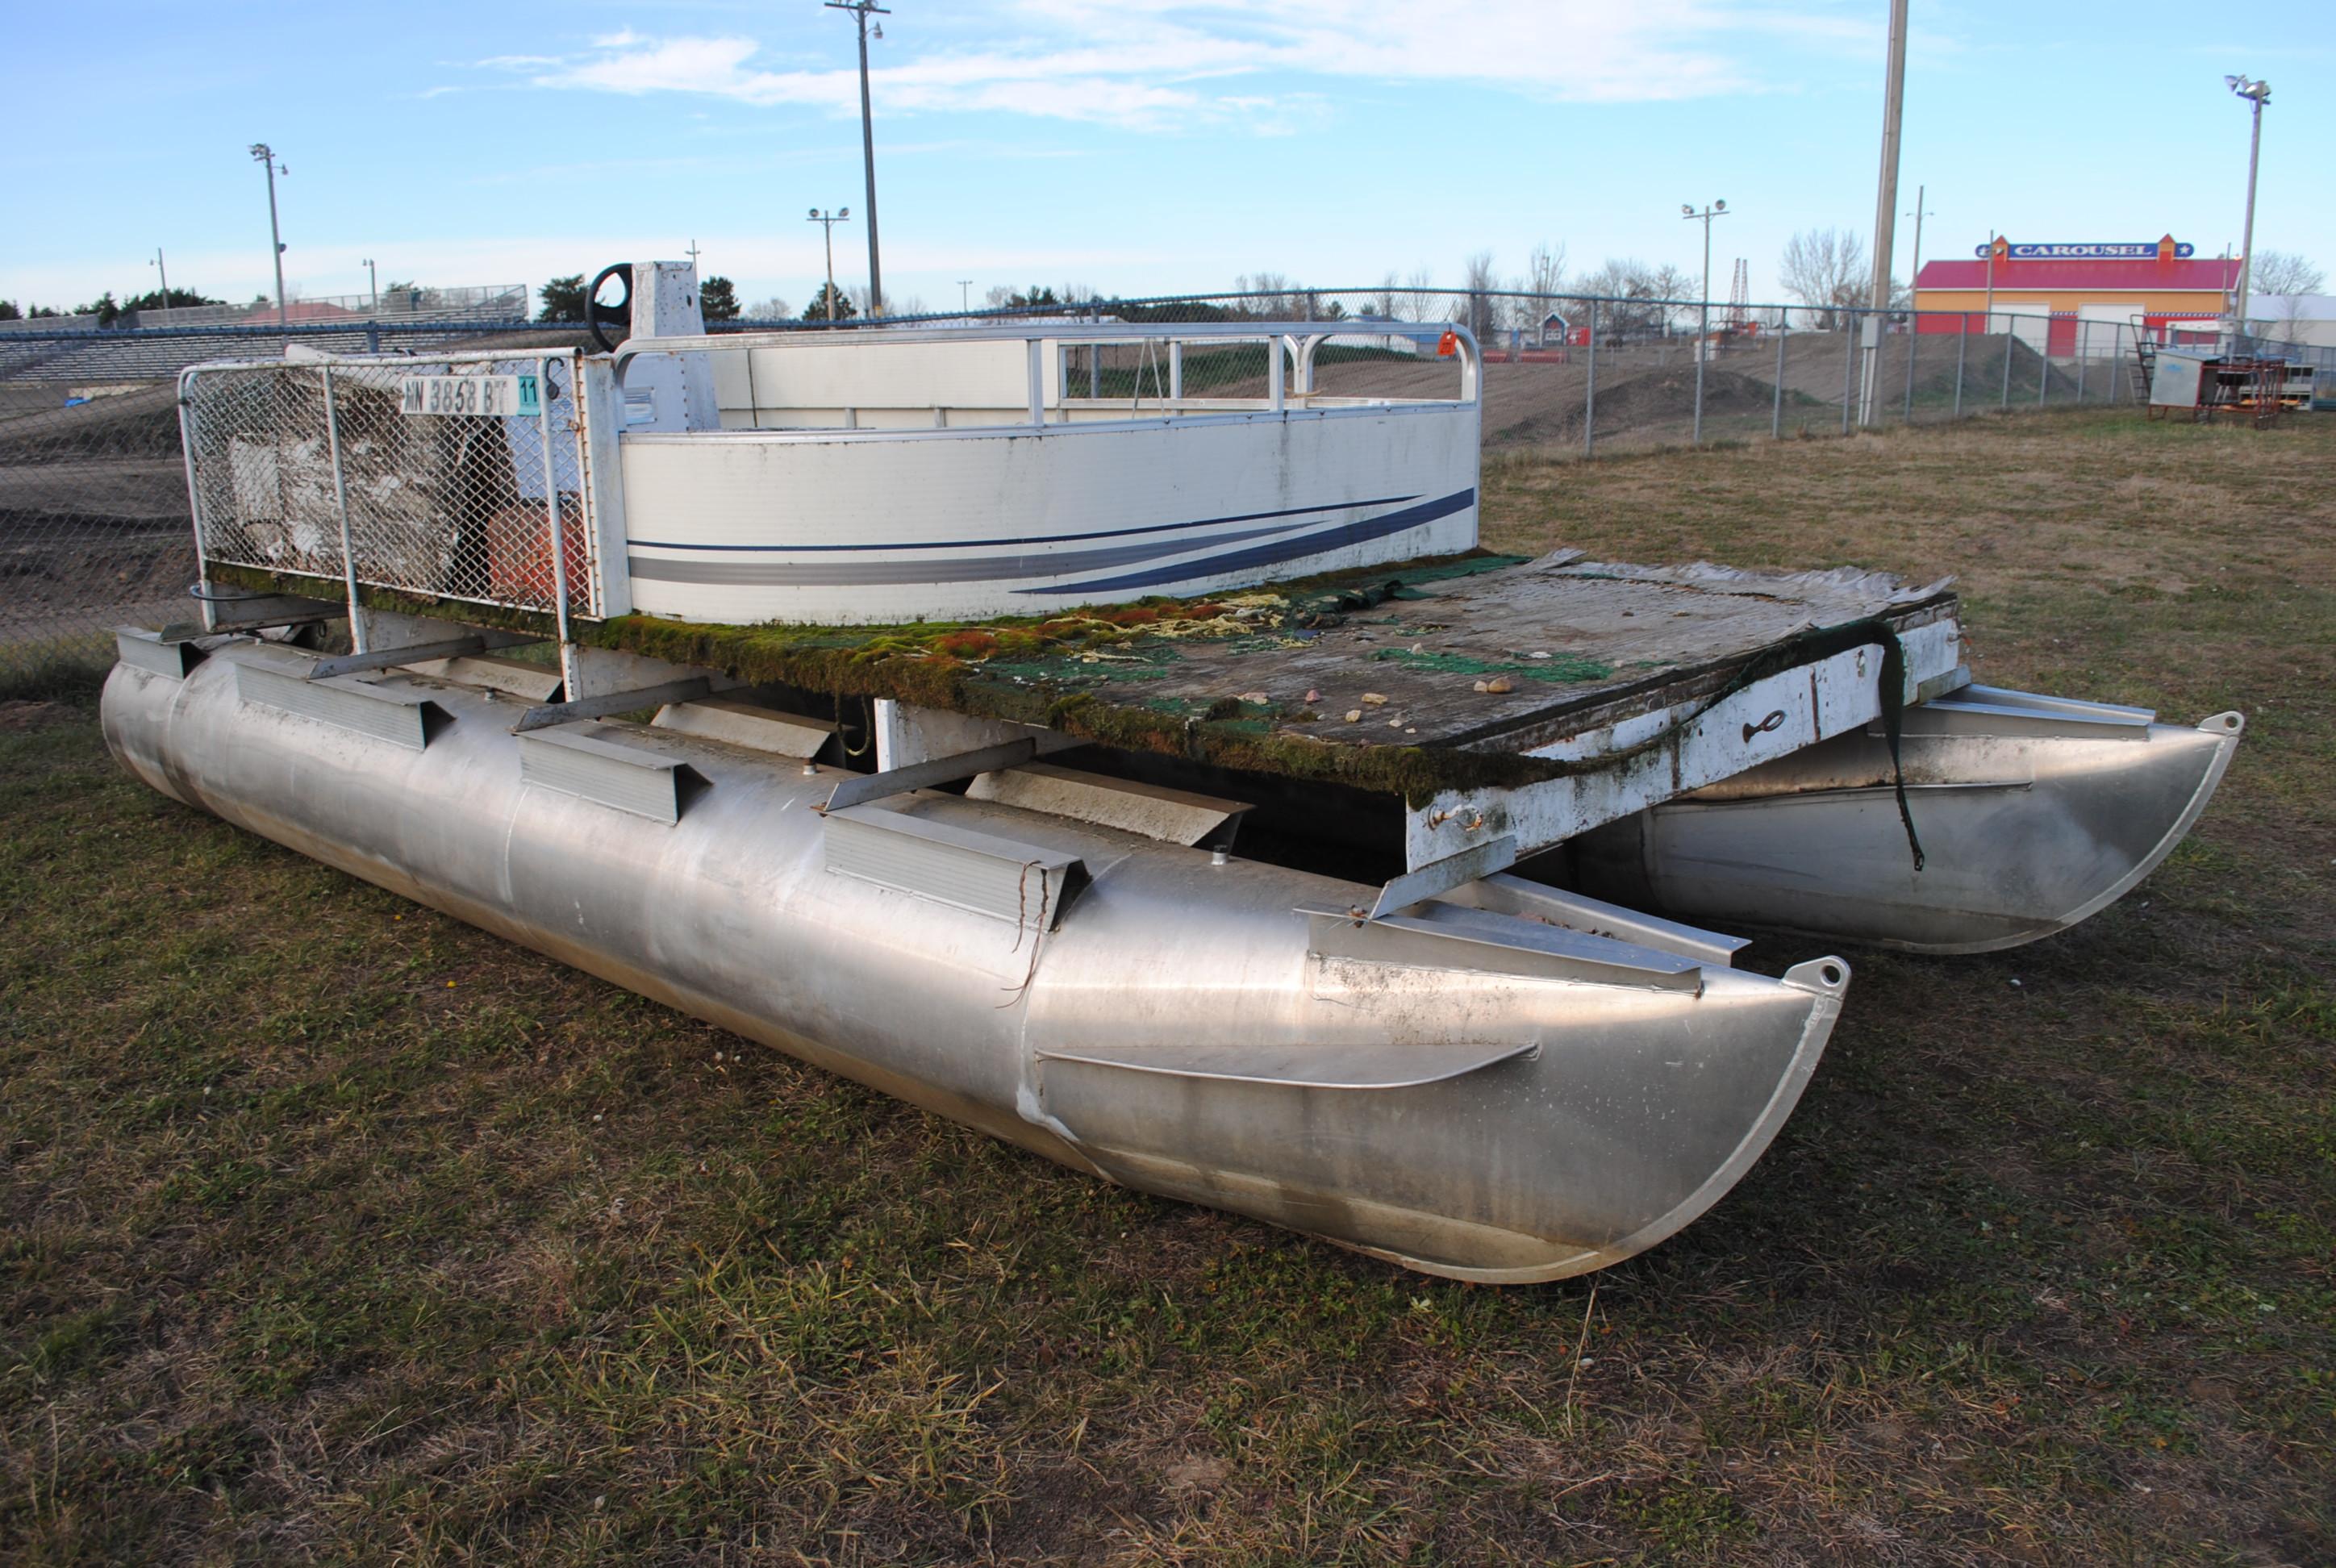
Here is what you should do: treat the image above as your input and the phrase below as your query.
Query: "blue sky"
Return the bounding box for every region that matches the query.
[5,1,2329,316]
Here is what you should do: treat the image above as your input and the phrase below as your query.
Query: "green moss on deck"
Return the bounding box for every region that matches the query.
[204,555,1587,804]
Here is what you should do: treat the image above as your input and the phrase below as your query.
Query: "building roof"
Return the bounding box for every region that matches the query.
[1915,256,2239,294]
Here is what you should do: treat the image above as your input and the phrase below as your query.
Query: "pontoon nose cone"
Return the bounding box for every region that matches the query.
[1572,689,2245,956]
[1031,945,1852,1285]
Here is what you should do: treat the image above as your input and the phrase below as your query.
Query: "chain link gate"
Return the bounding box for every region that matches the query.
[181,350,604,630]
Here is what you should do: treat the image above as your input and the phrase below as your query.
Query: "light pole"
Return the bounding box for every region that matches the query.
[957,278,973,315]
[2225,74,2271,331]
[1681,199,1728,444]
[808,207,851,321]
[826,0,890,318]
[150,248,170,324]
[362,258,378,314]
[249,143,290,330]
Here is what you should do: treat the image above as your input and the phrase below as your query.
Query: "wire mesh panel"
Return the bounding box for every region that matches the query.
[184,351,598,619]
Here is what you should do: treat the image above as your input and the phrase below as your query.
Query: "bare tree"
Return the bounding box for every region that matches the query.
[745,295,791,320]
[1459,251,1499,340]
[1234,272,1302,319]
[1400,267,1438,324]
[1370,271,1401,320]
[2249,249,2326,338]
[1519,240,1567,342]
[1779,227,1869,329]
[1574,258,1682,338]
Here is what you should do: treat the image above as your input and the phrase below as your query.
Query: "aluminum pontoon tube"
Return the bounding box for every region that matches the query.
[1570,686,2246,956]
[103,646,1850,1283]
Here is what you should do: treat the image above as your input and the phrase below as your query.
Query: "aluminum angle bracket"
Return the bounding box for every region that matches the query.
[511,677,713,734]
[824,803,1091,929]
[821,732,1081,815]
[517,724,707,824]
[231,652,451,752]
[115,626,206,680]
[1365,834,1518,921]
[1301,897,1705,994]
[306,629,536,682]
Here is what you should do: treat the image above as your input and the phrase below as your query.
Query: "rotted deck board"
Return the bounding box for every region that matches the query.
[202,553,1959,802]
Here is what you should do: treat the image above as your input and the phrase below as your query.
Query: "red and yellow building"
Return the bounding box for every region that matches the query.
[1913,236,2239,353]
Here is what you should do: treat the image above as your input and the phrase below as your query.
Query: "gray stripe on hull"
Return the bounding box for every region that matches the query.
[632,518,1312,587]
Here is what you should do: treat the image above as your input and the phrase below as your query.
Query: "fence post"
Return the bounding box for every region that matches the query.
[539,357,576,672]
[1772,317,1787,439]
[1583,302,1598,458]
[1692,299,1707,445]
[317,365,367,653]
[1954,312,1967,419]
[1842,311,1854,435]
[1904,313,1918,423]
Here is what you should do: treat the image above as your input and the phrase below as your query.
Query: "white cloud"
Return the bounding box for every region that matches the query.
[491,0,1871,131]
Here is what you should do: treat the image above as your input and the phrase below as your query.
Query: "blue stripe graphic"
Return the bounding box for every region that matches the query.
[627,494,1417,555]
[1016,487,1477,596]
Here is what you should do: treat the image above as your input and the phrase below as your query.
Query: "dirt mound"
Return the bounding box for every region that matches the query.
[0,384,182,464]
[1495,365,1778,446]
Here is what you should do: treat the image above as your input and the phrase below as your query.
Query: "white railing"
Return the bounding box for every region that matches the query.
[616,319,1482,434]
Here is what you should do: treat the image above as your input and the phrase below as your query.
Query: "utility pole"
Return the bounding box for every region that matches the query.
[249,143,290,330]
[826,1,891,318]
[686,238,702,273]
[1859,0,1908,425]
[1983,228,1997,327]
[957,278,973,315]
[808,207,851,321]
[2225,75,2271,330]
[150,248,170,323]
[1903,184,1933,415]
[362,258,378,314]
[1905,185,1933,304]
[1680,199,1729,444]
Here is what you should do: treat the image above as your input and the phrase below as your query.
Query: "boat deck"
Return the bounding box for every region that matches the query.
[205,549,1963,803]
[198,547,1964,881]
[591,550,1963,794]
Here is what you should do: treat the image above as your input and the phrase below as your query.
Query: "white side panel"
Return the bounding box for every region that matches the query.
[617,403,1481,623]
[709,340,1036,419]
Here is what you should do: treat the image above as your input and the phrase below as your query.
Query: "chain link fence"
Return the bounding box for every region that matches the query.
[184,352,599,623]
[2,292,2316,690]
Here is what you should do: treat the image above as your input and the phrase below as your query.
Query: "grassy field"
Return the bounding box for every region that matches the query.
[2,407,2330,1563]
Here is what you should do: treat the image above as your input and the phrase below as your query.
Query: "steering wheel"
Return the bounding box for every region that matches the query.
[586,263,633,352]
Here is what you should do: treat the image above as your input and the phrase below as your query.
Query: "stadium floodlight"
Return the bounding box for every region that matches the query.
[1680,199,1733,443]
[807,207,853,323]
[2225,73,2271,326]
[249,142,290,332]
